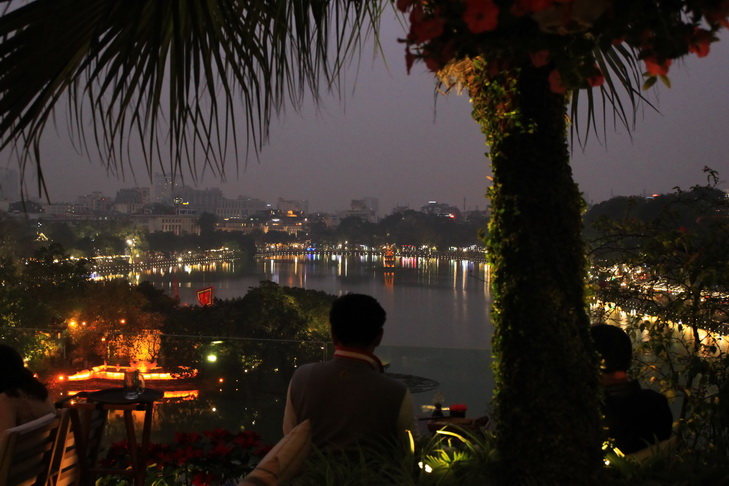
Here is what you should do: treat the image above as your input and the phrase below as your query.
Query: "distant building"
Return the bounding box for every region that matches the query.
[171,186,223,214]
[128,214,199,235]
[217,196,268,219]
[76,192,114,213]
[421,201,461,220]
[338,198,378,223]
[359,197,379,217]
[0,167,19,202]
[115,187,150,214]
[277,198,309,215]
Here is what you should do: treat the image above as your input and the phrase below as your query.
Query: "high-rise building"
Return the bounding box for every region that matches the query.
[360,197,379,217]
[171,186,223,214]
[152,172,179,205]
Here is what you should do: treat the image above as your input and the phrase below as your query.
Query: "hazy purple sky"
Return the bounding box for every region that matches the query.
[8,14,729,214]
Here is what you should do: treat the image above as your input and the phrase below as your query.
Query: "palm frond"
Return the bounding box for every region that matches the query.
[0,0,384,195]
[569,43,654,149]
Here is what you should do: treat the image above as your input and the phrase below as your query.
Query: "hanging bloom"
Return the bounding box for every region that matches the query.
[688,28,712,58]
[511,0,555,16]
[644,56,671,75]
[405,47,417,74]
[705,1,729,28]
[397,0,415,13]
[587,68,605,87]
[463,0,500,33]
[529,50,551,67]
[410,5,445,43]
[548,68,567,93]
[423,41,456,72]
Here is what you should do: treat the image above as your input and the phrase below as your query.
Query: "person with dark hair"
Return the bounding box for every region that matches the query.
[283,293,417,449]
[0,344,55,433]
[590,324,673,454]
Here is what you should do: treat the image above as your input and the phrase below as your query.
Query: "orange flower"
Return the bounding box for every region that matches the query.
[688,28,712,58]
[587,69,605,87]
[463,0,500,33]
[548,68,567,93]
[529,50,551,67]
[644,56,671,76]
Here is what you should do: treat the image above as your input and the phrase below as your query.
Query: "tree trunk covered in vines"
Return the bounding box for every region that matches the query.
[470,62,602,483]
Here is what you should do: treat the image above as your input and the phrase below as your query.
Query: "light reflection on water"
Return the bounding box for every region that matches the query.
[140,253,493,349]
[110,253,496,444]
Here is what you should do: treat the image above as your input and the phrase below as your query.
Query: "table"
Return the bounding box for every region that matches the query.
[60,388,163,486]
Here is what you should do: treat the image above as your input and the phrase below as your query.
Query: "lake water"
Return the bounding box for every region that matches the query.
[149,253,494,349]
[71,254,496,445]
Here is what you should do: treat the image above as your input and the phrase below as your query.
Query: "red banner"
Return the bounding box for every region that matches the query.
[197,287,214,306]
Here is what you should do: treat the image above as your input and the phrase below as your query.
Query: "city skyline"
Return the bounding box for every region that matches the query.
[3,15,728,214]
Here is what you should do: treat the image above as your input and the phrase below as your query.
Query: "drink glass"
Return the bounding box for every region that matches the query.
[123,369,145,400]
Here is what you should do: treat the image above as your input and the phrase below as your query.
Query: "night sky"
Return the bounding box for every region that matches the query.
[7,14,729,214]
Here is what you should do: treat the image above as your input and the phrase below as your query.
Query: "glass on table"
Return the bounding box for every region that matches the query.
[123,369,145,400]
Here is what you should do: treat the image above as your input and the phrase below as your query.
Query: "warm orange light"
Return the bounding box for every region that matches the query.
[218,378,224,383]
[65,365,198,382]
[120,319,126,324]
[163,390,200,399]
[68,321,78,328]
[58,375,65,381]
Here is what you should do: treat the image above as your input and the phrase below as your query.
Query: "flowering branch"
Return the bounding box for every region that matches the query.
[398,0,729,92]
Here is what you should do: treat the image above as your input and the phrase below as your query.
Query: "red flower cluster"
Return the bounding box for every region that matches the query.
[101,428,269,485]
[463,0,499,33]
[400,0,729,93]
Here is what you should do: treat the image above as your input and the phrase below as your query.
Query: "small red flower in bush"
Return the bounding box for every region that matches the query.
[233,430,262,449]
[192,472,216,486]
[204,428,232,443]
[175,431,202,445]
[209,442,233,458]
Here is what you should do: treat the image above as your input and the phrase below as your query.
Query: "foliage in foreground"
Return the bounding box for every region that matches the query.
[97,428,271,486]
[586,176,729,457]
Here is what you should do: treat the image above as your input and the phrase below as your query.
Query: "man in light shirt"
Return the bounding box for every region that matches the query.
[283,293,417,449]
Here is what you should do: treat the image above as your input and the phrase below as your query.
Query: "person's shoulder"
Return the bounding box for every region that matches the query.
[0,391,17,413]
[290,361,326,378]
[379,373,409,393]
[638,387,669,405]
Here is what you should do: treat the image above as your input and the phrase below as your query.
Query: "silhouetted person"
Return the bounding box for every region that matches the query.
[0,344,54,433]
[283,293,417,449]
[590,324,673,454]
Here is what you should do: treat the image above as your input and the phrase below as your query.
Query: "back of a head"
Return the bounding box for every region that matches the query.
[590,324,633,373]
[0,344,48,400]
[330,294,386,348]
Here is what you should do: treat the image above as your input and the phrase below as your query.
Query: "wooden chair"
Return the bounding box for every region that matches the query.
[54,396,109,486]
[46,409,81,486]
[56,393,158,486]
[0,412,60,486]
